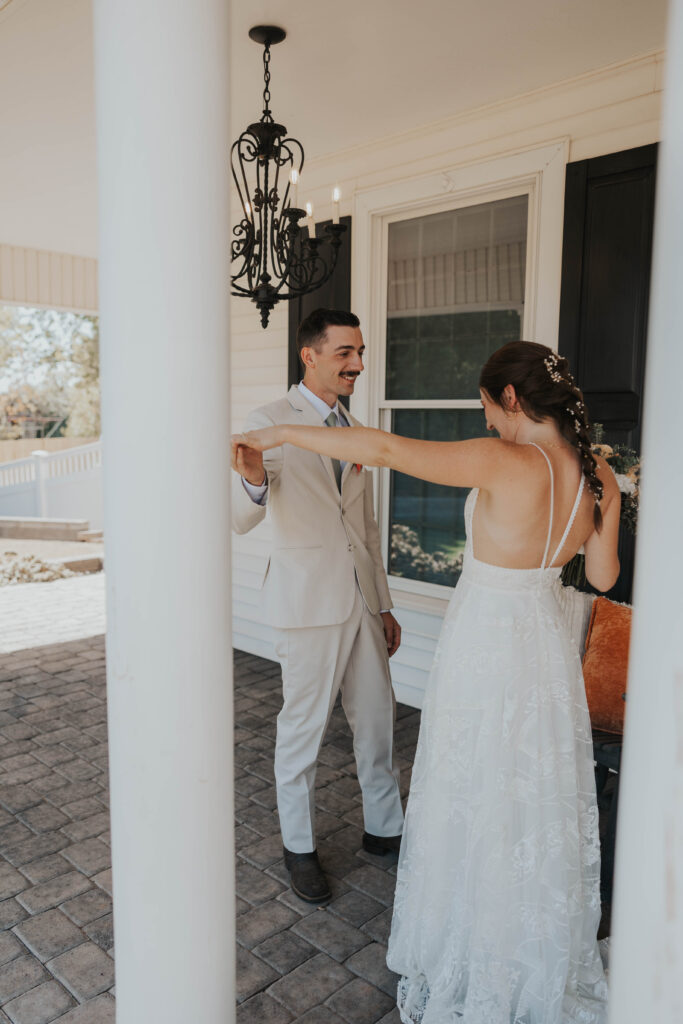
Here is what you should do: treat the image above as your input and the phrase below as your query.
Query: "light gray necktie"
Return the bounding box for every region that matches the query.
[324,411,342,489]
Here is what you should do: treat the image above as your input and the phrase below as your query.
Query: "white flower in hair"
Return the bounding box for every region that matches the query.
[543,353,564,384]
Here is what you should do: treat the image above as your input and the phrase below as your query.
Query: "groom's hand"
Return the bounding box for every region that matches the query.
[231,441,266,486]
[380,612,401,658]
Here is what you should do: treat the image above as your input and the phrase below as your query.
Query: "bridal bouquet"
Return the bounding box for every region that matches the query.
[561,425,640,588]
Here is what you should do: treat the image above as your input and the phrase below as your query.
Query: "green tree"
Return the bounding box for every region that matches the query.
[0,305,100,438]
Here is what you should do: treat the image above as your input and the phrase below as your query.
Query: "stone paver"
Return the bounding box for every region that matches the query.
[267,953,354,1016]
[236,946,280,1003]
[0,934,22,968]
[296,1011,348,1024]
[13,909,84,962]
[237,901,299,950]
[16,873,91,916]
[2,979,75,1023]
[292,912,370,962]
[0,955,48,1004]
[0,865,26,902]
[60,839,110,877]
[0,593,427,1021]
[237,991,294,1024]
[52,994,115,1023]
[0,901,28,931]
[253,931,316,975]
[59,891,111,928]
[326,977,395,1023]
[47,942,115,1001]
[82,914,113,952]
[345,943,400,998]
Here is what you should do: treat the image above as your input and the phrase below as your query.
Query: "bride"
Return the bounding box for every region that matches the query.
[233,341,620,1024]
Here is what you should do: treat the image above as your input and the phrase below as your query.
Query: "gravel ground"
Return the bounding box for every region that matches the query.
[0,540,104,587]
[0,539,104,560]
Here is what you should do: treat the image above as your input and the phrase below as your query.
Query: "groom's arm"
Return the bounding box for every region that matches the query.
[232,409,283,535]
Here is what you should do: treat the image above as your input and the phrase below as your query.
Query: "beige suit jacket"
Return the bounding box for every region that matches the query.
[232,385,393,629]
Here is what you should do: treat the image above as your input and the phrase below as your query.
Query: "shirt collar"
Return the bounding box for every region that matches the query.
[297,380,347,424]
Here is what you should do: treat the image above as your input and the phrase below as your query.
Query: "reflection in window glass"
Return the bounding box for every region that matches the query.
[389,409,486,587]
[385,194,528,587]
[386,195,528,401]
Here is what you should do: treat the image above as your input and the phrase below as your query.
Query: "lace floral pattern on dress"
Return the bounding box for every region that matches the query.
[387,488,608,1024]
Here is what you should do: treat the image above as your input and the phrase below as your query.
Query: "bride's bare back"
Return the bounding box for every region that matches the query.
[471,442,619,586]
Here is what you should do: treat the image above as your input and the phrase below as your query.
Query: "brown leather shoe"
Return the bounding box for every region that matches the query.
[283,847,331,904]
[362,831,402,856]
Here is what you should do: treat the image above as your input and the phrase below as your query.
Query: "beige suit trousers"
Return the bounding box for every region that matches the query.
[274,586,404,853]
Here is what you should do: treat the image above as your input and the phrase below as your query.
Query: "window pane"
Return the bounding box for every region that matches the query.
[388,408,486,587]
[386,195,528,400]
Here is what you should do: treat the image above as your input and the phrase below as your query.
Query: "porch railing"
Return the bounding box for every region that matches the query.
[0,440,103,529]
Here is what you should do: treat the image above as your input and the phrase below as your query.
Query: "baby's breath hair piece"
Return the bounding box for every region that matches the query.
[543,353,564,384]
[566,408,582,434]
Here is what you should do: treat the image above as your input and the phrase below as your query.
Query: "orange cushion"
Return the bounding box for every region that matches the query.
[582,596,632,734]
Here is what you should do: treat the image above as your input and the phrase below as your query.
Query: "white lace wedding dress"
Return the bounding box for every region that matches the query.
[387,445,608,1024]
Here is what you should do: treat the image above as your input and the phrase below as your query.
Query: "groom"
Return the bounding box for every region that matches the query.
[231,308,404,903]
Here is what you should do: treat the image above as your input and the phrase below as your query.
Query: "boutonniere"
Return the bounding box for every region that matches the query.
[355,463,363,474]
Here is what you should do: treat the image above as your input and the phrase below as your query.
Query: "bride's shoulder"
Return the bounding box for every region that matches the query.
[483,438,539,465]
[464,439,538,493]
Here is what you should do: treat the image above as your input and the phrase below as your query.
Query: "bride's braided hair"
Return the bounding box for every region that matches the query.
[479,341,603,530]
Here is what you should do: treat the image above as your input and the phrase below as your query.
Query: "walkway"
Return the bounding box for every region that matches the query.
[0,575,421,1022]
[0,576,106,656]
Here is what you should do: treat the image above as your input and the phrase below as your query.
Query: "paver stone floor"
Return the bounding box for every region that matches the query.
[0,618,420,1023]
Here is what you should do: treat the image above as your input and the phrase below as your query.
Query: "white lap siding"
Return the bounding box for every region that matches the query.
[230,305,286,661]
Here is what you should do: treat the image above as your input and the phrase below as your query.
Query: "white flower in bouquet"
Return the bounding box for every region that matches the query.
[614,472,637,496]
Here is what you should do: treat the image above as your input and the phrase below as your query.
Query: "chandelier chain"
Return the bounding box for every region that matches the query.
[262,44,272,122]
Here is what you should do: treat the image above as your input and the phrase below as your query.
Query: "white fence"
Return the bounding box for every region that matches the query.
[0,441,103,529]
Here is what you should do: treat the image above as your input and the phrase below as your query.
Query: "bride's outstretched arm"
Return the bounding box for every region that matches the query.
[232,423,508,489]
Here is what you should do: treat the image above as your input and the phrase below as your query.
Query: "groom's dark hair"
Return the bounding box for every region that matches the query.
[297,308,360,359]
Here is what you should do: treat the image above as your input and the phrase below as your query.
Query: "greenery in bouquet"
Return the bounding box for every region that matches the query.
[560,423,640,588]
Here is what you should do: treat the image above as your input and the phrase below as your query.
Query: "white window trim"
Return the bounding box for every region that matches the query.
[351,139,569,612]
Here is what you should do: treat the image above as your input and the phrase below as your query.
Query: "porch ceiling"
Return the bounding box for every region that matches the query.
[0,0,668,259]
[231,0,667,159]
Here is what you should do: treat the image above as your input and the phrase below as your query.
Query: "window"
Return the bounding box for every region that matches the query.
[380,194,529,590]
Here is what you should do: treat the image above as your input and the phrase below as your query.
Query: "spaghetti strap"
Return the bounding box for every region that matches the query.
[528,443,554,569]
[548,473,585,568]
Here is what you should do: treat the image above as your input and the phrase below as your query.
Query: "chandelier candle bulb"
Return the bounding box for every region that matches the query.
[306,201,315,238]
[332,186,341,224]
[290,169,299,208]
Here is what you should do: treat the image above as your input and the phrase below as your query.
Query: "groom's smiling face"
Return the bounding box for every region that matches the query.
[302,325,366,406]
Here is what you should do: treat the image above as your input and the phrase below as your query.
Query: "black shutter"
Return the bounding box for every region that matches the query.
[287,215,352,388]
[558,144,657,601]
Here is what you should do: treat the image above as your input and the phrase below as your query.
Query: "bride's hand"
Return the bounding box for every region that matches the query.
[231,426,285,454]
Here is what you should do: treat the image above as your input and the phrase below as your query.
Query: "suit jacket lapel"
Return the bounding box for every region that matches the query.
[287,385,340,493]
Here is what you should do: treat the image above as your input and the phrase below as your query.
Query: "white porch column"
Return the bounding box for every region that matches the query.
[610,2,683,1021]
[93,2,234,1022]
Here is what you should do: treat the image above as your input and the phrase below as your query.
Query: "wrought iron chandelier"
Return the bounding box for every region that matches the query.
[230,26,347,329]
